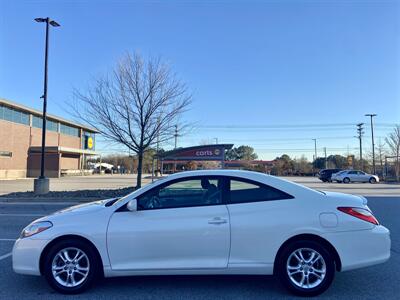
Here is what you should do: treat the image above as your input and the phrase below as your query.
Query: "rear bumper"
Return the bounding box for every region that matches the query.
[322,225,391,272]
[12,238,49,276]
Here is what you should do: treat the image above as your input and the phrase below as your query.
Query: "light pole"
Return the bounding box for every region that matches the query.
[33,17,60,195]
[365,114,377,174]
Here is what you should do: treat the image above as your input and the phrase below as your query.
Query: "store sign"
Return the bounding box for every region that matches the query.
[85,136,94,150]
[165,146,224,161]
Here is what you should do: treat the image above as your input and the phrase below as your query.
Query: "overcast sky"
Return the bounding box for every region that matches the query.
[1,0,399,160]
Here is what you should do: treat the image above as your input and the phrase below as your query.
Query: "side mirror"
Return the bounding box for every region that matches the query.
[127,199,137,212]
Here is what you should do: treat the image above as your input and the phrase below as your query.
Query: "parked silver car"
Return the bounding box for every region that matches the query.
[331,170,379,183]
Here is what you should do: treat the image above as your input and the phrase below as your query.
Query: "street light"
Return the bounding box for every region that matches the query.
[365,114,377,174]
[33,17,60,195]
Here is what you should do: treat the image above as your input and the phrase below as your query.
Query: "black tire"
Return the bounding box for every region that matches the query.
[369,177,376,184]
[43,239,100,294]
[343,177,350,184]
[276,240,335,297]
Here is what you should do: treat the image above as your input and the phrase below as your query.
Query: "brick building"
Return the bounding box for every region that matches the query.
[0,98,98,179]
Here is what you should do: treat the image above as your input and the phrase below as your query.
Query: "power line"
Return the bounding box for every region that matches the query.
[198,123,397,129]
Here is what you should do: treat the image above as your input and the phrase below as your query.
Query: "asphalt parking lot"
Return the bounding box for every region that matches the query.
[0,177,399,299]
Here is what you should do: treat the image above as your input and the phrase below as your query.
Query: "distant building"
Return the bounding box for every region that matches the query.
[0,98,98,179]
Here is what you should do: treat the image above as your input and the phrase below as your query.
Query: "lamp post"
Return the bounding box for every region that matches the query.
[33,17,60,195]
[365,114,377,174]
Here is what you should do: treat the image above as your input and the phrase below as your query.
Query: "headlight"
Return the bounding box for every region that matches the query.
[21,221,53,238]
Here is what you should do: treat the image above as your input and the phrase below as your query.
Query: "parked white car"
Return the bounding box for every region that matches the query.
[13,170,390,296]
[331,170,379,183]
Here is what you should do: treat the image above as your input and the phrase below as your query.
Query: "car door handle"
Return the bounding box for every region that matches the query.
[208,217,227,225]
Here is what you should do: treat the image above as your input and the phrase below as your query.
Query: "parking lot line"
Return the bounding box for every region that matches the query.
[0,238,16,241]
[0,252,12,261]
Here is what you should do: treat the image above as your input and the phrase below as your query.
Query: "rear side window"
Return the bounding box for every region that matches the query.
[228,178,294,204]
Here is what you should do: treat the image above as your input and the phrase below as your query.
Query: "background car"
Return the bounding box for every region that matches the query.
[318,169,342,182]
[12,170,390,297]
[332,170,379,184]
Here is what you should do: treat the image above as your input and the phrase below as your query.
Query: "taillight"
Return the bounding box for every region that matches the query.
[337,207,379,225]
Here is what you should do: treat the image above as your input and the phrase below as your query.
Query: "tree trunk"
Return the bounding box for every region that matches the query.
[136,150,144,189]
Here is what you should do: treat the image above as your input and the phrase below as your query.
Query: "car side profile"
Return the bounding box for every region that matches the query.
[331,170,379,184]
[12,170,390,296]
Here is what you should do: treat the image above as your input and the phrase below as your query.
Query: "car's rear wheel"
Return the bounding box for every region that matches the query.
[343,177,350,183]
[277,240,335,297]
[43,239,99,294]
[369,177,377,184]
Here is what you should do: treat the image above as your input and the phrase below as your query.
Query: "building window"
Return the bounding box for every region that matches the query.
[32,115,42,128]
[32,115,58,132]
[47,120,58,132]
[0,151,12,158]
[60,123,80,137]
[0,104,29,126]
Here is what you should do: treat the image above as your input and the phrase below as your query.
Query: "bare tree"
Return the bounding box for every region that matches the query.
[385,125,400,180]
[375,139,387,175]
[71,53,191,188]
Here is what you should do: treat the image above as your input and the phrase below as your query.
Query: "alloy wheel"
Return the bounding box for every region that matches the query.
[51,247,90,288]
[286,248,326,289]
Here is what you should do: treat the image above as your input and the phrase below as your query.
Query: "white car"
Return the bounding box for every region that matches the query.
[12,170,390,296]
[331,170,379,184]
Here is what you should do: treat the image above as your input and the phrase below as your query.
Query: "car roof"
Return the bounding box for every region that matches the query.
[147,170,320,197]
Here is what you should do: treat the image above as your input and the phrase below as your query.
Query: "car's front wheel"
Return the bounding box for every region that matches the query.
[43,239,100,294]
[343,177,350,183]
[277,240,335,297]
[369,177,377,184]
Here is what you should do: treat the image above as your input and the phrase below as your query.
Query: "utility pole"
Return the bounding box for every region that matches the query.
[324,147,327,169]
[356,123,364,171]
[311,139,317,176]
[312,139,317,161]
[365,114,377,174]
[33,17,60,195]
[174,125,178,149]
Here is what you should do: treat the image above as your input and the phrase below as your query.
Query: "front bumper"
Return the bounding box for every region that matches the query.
[12,237,49,276]
[323,225,391,272]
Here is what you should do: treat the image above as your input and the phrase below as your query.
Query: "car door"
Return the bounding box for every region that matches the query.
[107,176,230,270]
[347,171,358,181]
[225,177,295,267]
[357,171,368,182]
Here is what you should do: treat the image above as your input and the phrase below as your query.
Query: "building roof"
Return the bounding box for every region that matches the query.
[0,98,99,133]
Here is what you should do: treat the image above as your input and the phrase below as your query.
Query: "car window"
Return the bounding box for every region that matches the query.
[349,171,357,174]
[358,171,365,175]
[137,177,223,210]
[228,178,293,204]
